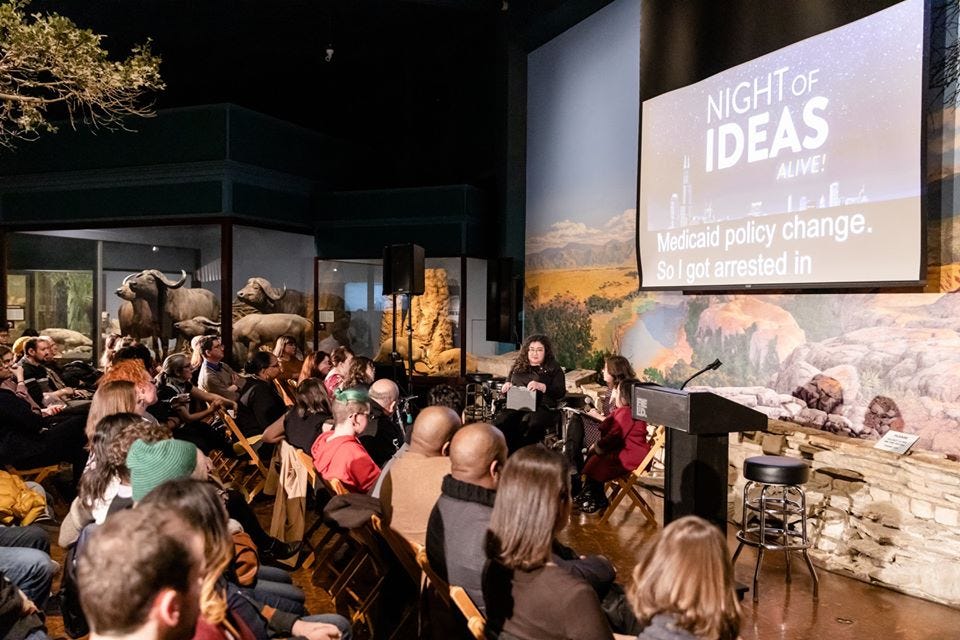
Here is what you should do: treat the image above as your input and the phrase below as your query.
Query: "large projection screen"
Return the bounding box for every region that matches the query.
[638,0,925,290]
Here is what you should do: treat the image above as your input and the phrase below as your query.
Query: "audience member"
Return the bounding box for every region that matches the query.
[494,334,566,452]
[0,346,47,415]
[235,352,285,438]
[0,500,57,611]
[427,383,465,418]
[197,337,243,403]
[361,379,405,467]
[189,336,206,385]
[77,507,204,640]
[262,378,332,451]
[273,336,303,397]
[153,353,236,454]
[139,479,349,640]
[323,346,354,396]
[60,413,170,548]
[483,445,612,640]
[18,337,76,408]
[85,371,157,442]
[0,347,88,483]
[340,356,374,392]
[112,343,158,376]
[126,438,208,502]
[379,406,460,546]
[311,388,379,493]
[425,422,507,614]
[628,516,741,640]
[297,351,331,385]
[0,568,48,640]
[100,333,123,371]
[578,378,651,515]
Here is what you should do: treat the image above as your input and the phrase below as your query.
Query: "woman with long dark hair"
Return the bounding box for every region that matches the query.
[565,354,636,495]
[262,377,333,451]
[483,446,612,640]
[494,334,566,452]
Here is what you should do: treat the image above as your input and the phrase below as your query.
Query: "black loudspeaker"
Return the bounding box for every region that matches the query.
[486,257,520,344]
[383,244,425,295]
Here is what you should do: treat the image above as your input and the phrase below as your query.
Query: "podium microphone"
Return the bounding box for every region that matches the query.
[680,358,722,390]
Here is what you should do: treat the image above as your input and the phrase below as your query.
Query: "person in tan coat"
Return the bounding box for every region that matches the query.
[378,406,461,546]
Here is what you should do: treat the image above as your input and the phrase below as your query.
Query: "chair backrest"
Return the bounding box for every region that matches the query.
[370,513,423,586]
[294,449,317,485]
[450,585,486,640]
[320,476,349,497]
[631,425,666,478]
[218,409,267,476]
[274,378,295,407]
[415,546,451,606]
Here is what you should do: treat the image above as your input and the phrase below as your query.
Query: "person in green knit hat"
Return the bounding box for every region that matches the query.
[126,438,208,502]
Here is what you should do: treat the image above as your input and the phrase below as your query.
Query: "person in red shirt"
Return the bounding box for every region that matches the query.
[578,377,651,514]
[311,387,380,493]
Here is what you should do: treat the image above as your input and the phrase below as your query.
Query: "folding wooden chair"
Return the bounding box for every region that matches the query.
[217,409,269,502]
[309,477,387,636]
[5,464,61,485]
[598,425,666,525]
[415,547,486,640]
[274,378,295,407]
[370,514,422,639]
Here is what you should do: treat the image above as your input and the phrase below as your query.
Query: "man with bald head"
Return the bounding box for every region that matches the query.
[360,378,405,467]
[425,422,507,615]
[379,405,461,545]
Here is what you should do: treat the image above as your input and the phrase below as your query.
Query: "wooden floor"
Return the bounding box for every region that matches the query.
[43,487,960,640]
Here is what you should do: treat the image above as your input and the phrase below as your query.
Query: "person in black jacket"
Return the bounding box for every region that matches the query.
[0,347,87,482]
[493,334,566,452]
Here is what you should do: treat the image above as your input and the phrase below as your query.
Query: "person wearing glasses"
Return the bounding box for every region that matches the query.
[494,334,566,452]
[235,351,286,439]
[311,387,380,494]
[198,336,243,403]
[154,353,237,454]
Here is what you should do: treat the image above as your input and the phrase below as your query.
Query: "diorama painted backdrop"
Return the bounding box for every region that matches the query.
[525,1,960,456]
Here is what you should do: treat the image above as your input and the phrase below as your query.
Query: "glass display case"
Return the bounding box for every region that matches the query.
[6,224,315,367]
[315,256,500,377]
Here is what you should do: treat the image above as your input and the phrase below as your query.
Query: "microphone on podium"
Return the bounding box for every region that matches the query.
[679,358,722,390]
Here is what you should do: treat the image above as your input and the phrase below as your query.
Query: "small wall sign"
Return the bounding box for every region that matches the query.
[874,430,920,455]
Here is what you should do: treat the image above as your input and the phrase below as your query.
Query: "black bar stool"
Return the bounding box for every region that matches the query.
[732,455,819,602]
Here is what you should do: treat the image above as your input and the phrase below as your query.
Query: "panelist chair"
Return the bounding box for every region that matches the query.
[598,425,666,525]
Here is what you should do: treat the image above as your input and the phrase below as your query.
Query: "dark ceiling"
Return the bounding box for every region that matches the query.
[31,0,537,190]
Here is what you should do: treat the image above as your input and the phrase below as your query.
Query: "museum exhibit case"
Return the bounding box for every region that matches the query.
[5,223,315,366]
[315,256,502,378]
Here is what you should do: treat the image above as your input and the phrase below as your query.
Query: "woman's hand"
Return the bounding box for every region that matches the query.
[526,380,546,393]
[500,381,513,394]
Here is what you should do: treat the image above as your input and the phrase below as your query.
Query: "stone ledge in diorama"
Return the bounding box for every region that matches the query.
[729,420,960,607]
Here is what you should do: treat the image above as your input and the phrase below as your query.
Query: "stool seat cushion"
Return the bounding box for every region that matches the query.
[743,455,809,485]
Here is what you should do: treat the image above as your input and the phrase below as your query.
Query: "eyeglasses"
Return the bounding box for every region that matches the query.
[528,347,545,353]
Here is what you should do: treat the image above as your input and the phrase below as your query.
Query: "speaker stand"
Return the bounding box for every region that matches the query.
[390,293,402,386]
[404,292,415,397]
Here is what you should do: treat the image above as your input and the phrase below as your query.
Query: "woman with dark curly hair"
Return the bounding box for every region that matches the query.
[494,334,566,452]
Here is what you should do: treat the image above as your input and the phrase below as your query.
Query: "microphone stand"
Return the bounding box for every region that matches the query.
[680,358,722,390]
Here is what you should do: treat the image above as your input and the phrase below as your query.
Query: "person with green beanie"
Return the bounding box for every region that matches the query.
[126,438,205,502]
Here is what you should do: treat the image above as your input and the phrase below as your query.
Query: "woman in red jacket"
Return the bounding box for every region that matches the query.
[577,377,651,514]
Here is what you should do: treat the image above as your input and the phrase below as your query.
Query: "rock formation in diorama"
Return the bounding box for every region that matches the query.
[376,268,461,374]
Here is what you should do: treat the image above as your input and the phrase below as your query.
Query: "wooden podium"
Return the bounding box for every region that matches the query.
[630,383,766,529]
